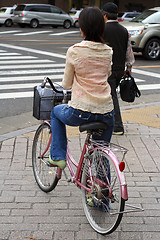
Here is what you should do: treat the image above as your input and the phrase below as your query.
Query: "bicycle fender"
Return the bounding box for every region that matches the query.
[44,120,51,127]
[107,150,128,201]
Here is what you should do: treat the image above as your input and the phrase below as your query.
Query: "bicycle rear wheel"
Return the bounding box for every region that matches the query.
[81,148,125,235]
[32,122,59,192]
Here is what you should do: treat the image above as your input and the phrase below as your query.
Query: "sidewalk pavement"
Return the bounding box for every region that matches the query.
[0,104,160,240]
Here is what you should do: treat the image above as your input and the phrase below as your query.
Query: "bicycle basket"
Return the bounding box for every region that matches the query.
[33,84,71,120]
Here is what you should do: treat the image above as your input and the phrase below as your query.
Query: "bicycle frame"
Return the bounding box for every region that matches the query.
[66,139,128,201]
[43,120,128,201]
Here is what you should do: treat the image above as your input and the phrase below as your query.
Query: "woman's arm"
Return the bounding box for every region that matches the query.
[62,48,75,90]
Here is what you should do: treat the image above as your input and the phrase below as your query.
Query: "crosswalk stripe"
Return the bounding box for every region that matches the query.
[0,53,21,56]
[0,59,54,64]
[15,31,53,36]
[0,63,65,70]
[134,78,145,82]
[0,30,21,34]
[0,68,64,75]
[50,31,79,36]
[0,75,63,82]
[1,84,35,90]
[0,83,159,100]
[0,56,37,59]
[3,83,160,91]
[0,43,159,100]
[0,76,144,84]
[138,84,160,90]
[0,30,79,36]
[133,68,160,78]
[0,82,62,90]
[0,44,66,59]
[0,92,33,99]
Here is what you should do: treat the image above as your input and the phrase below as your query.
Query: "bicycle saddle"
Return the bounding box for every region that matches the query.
[79,122,107,133]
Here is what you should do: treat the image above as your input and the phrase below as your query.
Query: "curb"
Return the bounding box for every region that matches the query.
[1,101,160,142]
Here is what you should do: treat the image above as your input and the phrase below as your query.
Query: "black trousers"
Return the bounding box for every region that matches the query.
[108,70,124,132]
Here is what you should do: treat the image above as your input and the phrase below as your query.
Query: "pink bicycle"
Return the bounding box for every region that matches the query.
[32,121,129,235]
[32,78,142,235]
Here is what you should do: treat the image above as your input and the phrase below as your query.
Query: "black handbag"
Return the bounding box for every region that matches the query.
[119,74,141,102]
[33,77,71,120]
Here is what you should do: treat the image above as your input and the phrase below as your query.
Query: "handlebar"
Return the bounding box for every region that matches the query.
[41,77,71,104]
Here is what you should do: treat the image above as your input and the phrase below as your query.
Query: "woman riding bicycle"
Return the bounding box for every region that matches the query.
[49,7,114,170]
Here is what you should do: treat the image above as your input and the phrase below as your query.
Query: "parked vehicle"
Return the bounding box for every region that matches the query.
[120,7,160,60]
[118,11,141,22]
[13,4,73,29]
[69,9,82,27]
[0,7,15,27]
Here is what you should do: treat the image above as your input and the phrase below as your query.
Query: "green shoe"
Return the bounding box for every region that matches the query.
[48,155,66,170]
[87,198,94,207]
[86,192,94,207]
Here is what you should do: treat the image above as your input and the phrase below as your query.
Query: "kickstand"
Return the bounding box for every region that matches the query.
[122,203,144,213]
[109,203,144,216]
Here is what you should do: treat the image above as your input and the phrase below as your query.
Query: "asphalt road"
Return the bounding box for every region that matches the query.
[0,25,160,134]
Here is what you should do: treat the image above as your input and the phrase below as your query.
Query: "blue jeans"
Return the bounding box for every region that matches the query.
[50,104,114,161]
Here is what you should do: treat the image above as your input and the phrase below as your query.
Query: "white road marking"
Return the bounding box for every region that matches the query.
[12,39,49,42]
[50,31,79,36]
[0,68,64,75]
[0,44,66,59]
[0,30,21,34]
[134,78,145,82]
[0,53,21,56]
[15,31,53,36]
[0,76,144,84]
[0,83,160,100]
[0,82,62,90]
[0,44,159,100]
[0,59,54,64]
[0,56,37,60]
[0,92,33,99]
[0,75,63,82]
[0,63,65,69]
[133,68,160,79]
[138,84,160,90]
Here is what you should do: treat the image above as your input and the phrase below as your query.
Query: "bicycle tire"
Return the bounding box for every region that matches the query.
[81,148,125,235]
[32,122,59,192]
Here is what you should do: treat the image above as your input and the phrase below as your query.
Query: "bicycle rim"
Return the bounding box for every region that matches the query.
[32,123,59,192]
[81,148,125,235]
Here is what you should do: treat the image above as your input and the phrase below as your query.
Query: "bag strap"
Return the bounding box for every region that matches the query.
[130,75,141,98]
[47,77,63,93]
[41,77,63,93]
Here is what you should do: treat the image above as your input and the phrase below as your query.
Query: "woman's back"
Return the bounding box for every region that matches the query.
[62,40,113,114]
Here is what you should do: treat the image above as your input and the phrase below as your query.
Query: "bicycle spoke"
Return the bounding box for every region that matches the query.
[81,148,125,235]
[32,123,59,192]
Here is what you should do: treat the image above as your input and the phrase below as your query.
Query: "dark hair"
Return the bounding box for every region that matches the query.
[79,7,105,43]
[104,12,118,20]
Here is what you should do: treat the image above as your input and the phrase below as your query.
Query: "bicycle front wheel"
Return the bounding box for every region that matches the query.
[32,122,59,192]
[81,148,125,235]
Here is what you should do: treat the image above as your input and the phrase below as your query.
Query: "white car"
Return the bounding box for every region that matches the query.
[0,7,15,27]
[13,4,73,28]
[118,11,141,22]
[120,7,160,60]
[69,10,82,27]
